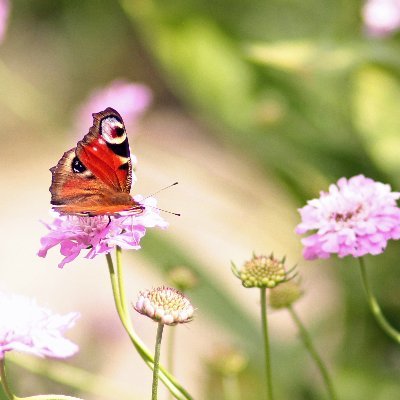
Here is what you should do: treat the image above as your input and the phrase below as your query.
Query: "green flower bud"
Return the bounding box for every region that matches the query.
[269,281,303,309]
[232,254,289,289]
[167,266,198,292]
[206,347,248,377]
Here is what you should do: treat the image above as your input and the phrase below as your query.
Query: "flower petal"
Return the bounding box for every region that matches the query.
[296,174,400,259]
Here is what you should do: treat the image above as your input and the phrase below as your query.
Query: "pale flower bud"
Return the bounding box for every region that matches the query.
[134,286,194,326]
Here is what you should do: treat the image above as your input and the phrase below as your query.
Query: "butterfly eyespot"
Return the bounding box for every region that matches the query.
[115,126,125,137]
[71,157,87,173]
[101,117,126,144]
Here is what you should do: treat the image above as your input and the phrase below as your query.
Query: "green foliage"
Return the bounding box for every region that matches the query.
[122,0,400,201]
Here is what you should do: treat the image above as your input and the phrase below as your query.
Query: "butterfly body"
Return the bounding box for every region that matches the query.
[50,108,144,216]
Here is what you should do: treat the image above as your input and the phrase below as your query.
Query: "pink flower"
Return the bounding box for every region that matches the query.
[0,291,79,359]
[0,0,10,44]
[362,0,400,37]
[38,196,168,268]
[296,175,400,259]
[75,80,152,135]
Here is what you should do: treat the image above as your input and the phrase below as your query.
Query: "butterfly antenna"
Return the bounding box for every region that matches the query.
[142,204,181,216]
[141,182,179,201]
[138,182,180,216]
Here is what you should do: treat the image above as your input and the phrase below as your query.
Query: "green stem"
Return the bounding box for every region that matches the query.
[358,257,400,343]
[152,323,165,400]
[166,326,176,400]
[115,246,128,315]
[288,306,338,400]
[0,358,83,400]
[260,288,274,400]
[105,251,193,400]
[221,375,241,400]
[106,252,124,321]
[0,358,16,400]
[167,326,176,375]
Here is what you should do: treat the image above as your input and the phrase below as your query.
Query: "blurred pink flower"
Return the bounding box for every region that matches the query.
[0,0,10,44]
[38,196,168,268]
[0,291,79,359]
[362,0,400,37]
[75,80,152,134]
[296,175,400,259]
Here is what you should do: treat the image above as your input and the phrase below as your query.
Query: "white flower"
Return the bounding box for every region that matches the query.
[0,292,80,359]
[134,286,194,326]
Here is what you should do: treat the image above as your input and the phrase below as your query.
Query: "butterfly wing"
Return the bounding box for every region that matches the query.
[49,108,142,216]
[76,108,133,193]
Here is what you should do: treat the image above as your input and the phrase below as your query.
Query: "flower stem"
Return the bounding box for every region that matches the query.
[0,358,16,400]
[105,251,193,400]
[287,306,338,400]
[260,288,274,400]
[152,323,165,400]
[106,252,124,320]
[167,326,176,375]
[221,375,241,400]
[166,326,176,400]
[358,257,400,343]
[115,246,128,315]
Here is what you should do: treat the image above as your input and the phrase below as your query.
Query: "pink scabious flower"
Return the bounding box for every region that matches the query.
[296,175,400,260]
[38,196,168,268]
[0,291,79,359]
[0,0,10,44]
[75,80,152,134]
[362,0,400,37]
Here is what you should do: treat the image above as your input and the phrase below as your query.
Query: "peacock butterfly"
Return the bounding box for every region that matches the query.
[49,107,144,216]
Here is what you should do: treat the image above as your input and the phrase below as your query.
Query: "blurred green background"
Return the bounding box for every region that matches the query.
[1,0,400,399]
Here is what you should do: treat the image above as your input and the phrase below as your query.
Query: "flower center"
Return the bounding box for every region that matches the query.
[239,255,287,288]
[331,204,363,223]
